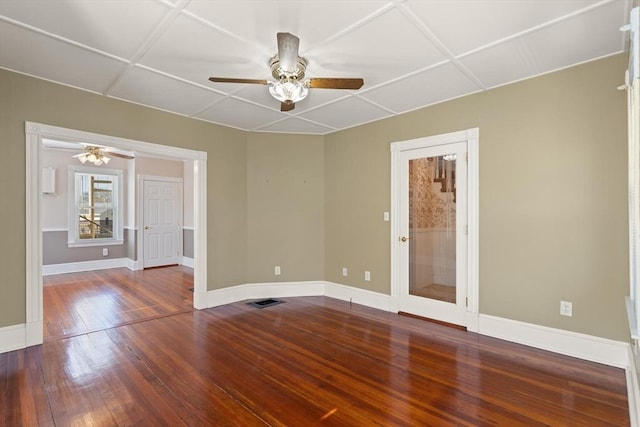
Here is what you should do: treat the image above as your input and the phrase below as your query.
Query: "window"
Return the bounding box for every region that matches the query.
[68,166,123,247]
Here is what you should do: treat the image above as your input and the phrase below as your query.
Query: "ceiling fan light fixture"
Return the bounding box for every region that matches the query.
[268,78,309,104]
[75,147,111,166]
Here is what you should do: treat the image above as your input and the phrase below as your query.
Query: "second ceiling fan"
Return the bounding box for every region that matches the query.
[209,32,364,112]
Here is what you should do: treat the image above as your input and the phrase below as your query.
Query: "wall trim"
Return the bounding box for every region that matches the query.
[0,324,27,353]
[42,258,132,276]
[478,313,629,368]
[628,345,640,427]
[25,121,208,348]
[202,281,326,308]
[182,256,194,268]
[324,281,392,312]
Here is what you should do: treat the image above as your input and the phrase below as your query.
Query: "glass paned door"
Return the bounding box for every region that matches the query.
[398,141,467,326]
[409,154,457,303]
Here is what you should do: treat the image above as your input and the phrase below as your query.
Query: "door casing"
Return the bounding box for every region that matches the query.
[390,128,479,330]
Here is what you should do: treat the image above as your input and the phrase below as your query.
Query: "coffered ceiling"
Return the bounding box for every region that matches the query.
[0,0,632,135]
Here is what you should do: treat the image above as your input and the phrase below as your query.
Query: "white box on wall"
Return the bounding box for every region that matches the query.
[42,167,56,194]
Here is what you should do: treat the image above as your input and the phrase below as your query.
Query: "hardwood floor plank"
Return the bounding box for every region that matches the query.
[2,270,630,425]
[43,266,193,341]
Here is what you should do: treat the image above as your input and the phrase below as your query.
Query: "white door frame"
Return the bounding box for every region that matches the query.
[390,128,479,331]
[137,175,184,269]
[25,121,208,347]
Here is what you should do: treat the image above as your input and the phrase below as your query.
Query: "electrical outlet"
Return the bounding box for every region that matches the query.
[102,248,108,257]
[364,271,371,281]
[560,300,572,317]
[342,267,348,277]
[274,266,281,276]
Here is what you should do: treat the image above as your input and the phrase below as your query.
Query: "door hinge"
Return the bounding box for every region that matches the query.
[466,297,468,307]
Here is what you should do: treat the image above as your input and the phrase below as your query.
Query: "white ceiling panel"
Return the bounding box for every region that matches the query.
[108,67,225,117]
[362,63,481,113]
[0,0,168,60]
[185,1,391,51]
[457,37,540,89]
[404,0,602,56]
[527,1,627,72]
[0,20,127,93]
[139,14,267,85]
[195,97,285,130]
[299,96,391,130]
[0,0,631,134]
[256,117,335,134]
[305,8,448,88]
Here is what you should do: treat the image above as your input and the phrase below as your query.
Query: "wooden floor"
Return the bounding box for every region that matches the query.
[1,269,630,426]
[43,266,194,341]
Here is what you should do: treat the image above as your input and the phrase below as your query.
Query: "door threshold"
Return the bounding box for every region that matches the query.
[398,311,467,331]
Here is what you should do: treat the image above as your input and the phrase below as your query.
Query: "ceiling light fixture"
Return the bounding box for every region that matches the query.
[74,147,110,166]
[268,78,309,105]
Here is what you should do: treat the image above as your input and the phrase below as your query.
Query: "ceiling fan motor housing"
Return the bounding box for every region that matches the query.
[270,55,308,80]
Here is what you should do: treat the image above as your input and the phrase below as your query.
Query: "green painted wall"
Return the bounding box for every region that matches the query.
[0,53,630,342]
[324,54,629,341]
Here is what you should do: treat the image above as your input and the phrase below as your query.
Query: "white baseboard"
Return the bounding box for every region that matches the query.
[199,281,631,369]
[25,320,43,348]
[127,258,141,271]
[478,313,629,368]
[202,281,325,308]
[324,281,392,312]
[0,323,26,353]
[182,256,194,268]
[42,258,133,275]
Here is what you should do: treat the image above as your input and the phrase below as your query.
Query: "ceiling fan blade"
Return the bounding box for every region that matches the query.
[281,101,295,112]
[307,78,364,90]
[108,152,135,160]
[209,77,269,85]
[277,32,300,73]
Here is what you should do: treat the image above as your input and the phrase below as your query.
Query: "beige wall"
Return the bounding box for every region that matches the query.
[325,54,629,341]
[0,54,630,343]
[246,133,325,282]
[0,69,248,328]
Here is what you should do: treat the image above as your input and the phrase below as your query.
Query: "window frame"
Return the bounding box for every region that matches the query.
[67,165,124,247]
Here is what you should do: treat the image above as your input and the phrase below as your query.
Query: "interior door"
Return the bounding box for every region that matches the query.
[398,141,468,326]
[143,179,182,268]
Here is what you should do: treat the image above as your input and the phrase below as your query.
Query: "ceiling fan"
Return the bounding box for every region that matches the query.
[43,140,135,165]
[209,32,364,112]
[72,145,134,165]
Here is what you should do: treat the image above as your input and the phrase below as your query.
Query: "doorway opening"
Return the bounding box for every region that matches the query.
[25,122,207,347]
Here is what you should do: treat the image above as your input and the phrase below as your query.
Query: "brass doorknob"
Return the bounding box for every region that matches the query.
[144,226,149,230]
[400,236,411,242]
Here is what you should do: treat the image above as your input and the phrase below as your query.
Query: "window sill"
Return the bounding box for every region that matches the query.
[67,239,123,248]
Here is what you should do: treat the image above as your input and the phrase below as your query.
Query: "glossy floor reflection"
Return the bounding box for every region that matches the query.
[1,295,630,426]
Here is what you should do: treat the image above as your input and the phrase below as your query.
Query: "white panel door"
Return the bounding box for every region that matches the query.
[143,179,181,268]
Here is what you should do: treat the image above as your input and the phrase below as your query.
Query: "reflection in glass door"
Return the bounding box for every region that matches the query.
[408,154,457,304]
[395,139,467,326]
